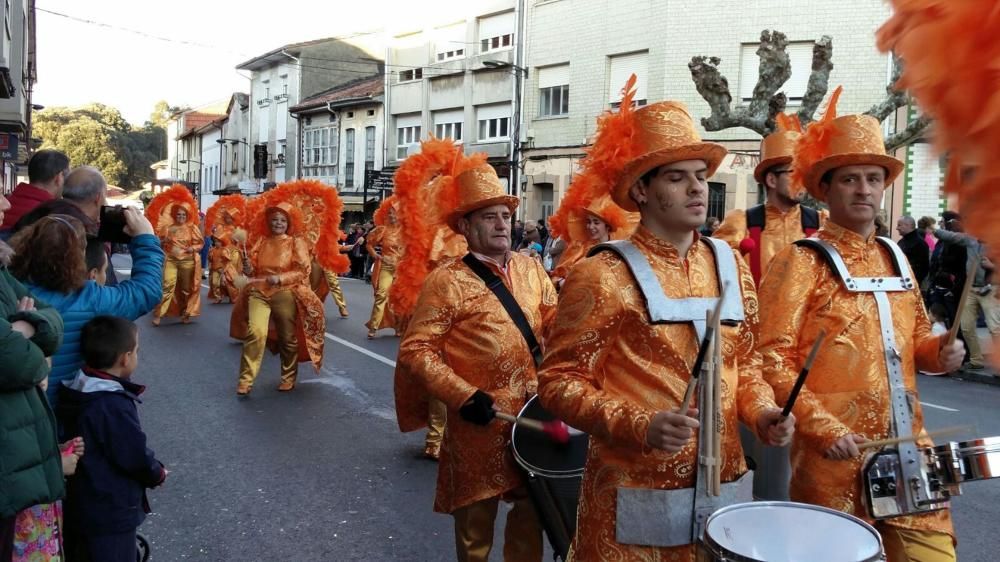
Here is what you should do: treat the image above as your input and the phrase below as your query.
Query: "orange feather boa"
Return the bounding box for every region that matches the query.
[205,194,247,235]
[791,86,842,200]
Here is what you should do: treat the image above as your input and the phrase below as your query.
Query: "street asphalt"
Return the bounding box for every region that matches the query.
[113,257,1000,561]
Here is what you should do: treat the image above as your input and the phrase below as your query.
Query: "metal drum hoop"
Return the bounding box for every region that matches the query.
[510,395,587,479]
[700,501,885,562]
[931,436,1000,485]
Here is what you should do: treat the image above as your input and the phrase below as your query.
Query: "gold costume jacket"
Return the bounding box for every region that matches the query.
[230,234,326,369]
[397,252,557,513]
[714,203,827,282]
[758,221,953,538]
[537,226,777,561]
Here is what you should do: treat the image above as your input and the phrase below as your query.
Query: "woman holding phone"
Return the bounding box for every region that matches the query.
[146,186,203,326]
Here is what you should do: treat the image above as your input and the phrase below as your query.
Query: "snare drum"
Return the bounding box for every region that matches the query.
[929,435,1000,486]
[510,396,589,560]
[698,502,884,562]
[511,395,588,478]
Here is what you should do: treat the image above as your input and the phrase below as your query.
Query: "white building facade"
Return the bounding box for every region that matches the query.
[385,1,524,194]
[520,0,941,227]
[0,0,34,193]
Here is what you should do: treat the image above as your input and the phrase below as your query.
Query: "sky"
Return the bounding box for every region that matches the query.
[34,0,473,125]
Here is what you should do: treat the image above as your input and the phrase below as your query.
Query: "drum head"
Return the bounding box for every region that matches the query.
[511,396,588,478]
[703,502,883,562]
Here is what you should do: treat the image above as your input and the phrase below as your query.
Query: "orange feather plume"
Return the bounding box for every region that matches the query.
[388,137,469,320]
[205,194,247,235]
[145,185,198,232]
[791,85,843,196]
[551,74,642,239]
[373,194,397,227]
[877,0,1000,280]
[251,180,349,274]
[776,112,803,133]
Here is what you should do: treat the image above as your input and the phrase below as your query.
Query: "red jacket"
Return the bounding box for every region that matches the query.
[1,182,55,230]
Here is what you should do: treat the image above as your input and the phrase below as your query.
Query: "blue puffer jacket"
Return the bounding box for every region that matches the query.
[24,234,164,406]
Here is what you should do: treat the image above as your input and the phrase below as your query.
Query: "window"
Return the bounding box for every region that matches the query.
[476,104,511,141]
[344,129,356,188]
[437,48,465,62]
[365,126,376,172]
[396,114,422,159]
[399,68,423,82]
[608,51,649,105]
[436,23,467,61]
[435,122,463,142]
[264,80,270,99]
[302,124,339,185]
[434,109,464,143]
[538,65,570,117]
[739,42,814,104]
[277,141,287,167]
[478,12,514,54]
[708,182,726,221]
[346,111,354,119]
[367,109,375,117]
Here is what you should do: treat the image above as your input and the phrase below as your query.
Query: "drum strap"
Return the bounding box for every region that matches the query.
[794,237,932,512]
[588,238,744,341]
[461,253,544,366]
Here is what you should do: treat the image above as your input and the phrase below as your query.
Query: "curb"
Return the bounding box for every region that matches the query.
[948,368,1000,387]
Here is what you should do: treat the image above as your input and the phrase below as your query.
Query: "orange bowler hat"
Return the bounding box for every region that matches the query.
[446,164,519,232]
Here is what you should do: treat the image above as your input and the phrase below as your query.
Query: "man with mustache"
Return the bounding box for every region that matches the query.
[757,103,965,561]
[398,163,556,562]
[714,118,827,501]
[537,95,794,561]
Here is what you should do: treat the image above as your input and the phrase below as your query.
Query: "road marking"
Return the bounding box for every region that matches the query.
[324,333,397,368]
[199,283,397,368]
[920,401,959,412]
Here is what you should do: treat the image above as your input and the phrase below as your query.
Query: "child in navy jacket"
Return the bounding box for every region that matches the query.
[57,316,166,562]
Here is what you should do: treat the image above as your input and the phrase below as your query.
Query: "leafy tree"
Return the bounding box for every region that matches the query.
[34,102,171,191]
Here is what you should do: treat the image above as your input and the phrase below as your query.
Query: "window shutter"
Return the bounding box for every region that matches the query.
[433,108,465,125]
[478,11,514,40]
[435,23,466,56]
[396,113,421,129]
[538,64,570,89]
[476,103,511,121]
[609,52,648,103]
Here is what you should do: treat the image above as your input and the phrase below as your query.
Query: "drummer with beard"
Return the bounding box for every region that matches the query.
[397,163,557,562]
[537,98,794,561]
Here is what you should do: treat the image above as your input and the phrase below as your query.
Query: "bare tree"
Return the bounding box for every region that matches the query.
[688,30,928,152]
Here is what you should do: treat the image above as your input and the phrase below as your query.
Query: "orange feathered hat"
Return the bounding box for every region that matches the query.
[754,113,803,184]
[245,180,349,274]
[791,87,903,202]
[445,164,518,232]
[877,1,1000,273]
[205,194,247,235]
[145,185,198,232]
[564,194,637,243]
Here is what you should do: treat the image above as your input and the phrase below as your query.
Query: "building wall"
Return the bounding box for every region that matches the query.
[0,0,30,193]
[386,1,517,168]
[221,98,250,189]
[199,127,222,212]
[249,63,300,182]
[521,0,897,220]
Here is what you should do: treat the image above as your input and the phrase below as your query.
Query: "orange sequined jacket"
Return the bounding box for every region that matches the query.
[365,224,404,268]
[248,235,312,297]
[714,203,828,283]
[158,222,204,262]
[758,221,953,538]
[397,252,558,513]
[537,226,778,561]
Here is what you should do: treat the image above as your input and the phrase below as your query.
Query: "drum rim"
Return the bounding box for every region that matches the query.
[510,396,586,479]
[700,501,884,562]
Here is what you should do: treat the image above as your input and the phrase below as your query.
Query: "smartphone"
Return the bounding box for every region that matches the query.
[97,205,132,244]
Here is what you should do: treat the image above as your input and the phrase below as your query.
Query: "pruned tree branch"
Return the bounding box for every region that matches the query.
[885,114,931,153]
[865,55,908,122]
[748,31,791,117]
[797,36,834,127]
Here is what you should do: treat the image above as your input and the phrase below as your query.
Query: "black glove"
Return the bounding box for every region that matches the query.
[458,390,496,426]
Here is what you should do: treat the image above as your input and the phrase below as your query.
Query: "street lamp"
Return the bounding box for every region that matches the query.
[482,61,528,201]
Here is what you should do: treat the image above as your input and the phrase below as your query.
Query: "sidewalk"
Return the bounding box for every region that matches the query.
[948,327,999,386]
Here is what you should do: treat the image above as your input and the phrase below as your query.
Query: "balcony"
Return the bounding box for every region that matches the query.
[256,98,272,108]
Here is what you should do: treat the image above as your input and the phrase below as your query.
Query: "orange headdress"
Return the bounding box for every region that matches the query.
[754,113,803,185]
[388,137,487,320]
[564,194,636,244]
[877,0,1000,268]
[205,194,247,235]
[145,185,198,232]
[245,180,349,274]
[790,87,903,202]
[373,195,399,227]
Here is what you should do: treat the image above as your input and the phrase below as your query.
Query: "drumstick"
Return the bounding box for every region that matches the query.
[945,261,978,345]
[679,283,729,412]
[856,425,972,451]
[494,412,571,444]
[780,330,827,420]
